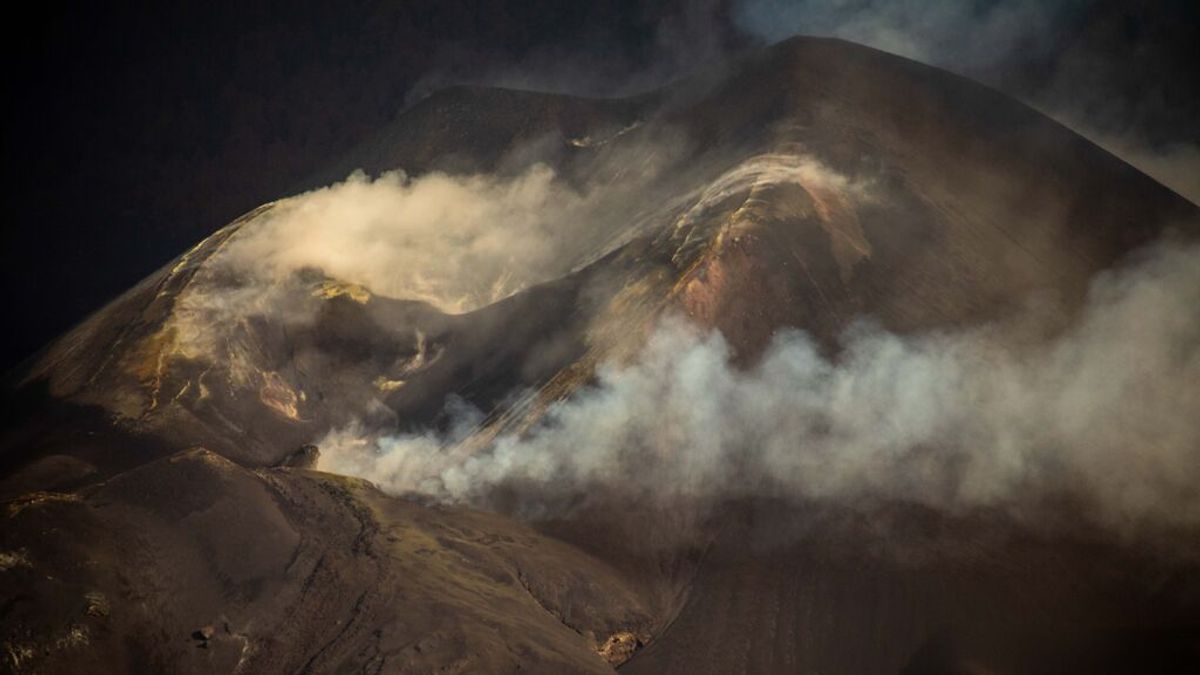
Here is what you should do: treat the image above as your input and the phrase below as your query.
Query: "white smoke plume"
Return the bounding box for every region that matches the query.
[217,164,634,314]
[320,238,1200,534]
[160,146,860,366]
[158,138,694,361]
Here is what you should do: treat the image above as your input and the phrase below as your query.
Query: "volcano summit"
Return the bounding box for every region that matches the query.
[2,37,1199,674]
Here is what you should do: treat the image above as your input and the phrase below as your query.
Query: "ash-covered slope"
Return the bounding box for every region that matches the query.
[3,37,1199,674]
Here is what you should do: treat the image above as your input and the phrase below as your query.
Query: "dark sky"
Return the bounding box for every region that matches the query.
[1,1,744,372]
[2,0,1196,372]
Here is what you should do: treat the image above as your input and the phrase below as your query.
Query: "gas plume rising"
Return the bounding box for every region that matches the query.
[209,165,641,310]
[157,138,689,360]
[320,238,1200,533]
[157,145,860,366]
[221,165,593,314]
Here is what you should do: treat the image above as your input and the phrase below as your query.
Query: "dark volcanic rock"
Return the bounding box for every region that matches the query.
[0,449,663,673]
[278,444,320,469]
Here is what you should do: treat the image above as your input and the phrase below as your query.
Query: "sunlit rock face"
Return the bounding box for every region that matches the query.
[3,37,1199,674]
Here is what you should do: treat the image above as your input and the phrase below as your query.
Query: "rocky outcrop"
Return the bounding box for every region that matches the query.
[277,443,320,469]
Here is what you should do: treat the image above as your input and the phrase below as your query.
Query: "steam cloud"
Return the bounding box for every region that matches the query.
[223,166,585,313]
[320,238,1200,533]
[163,138,690,359]
[218,162,655,314]
[166,165,597,360]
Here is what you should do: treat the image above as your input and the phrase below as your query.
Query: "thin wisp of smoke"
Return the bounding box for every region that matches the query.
[320,239,1200,534]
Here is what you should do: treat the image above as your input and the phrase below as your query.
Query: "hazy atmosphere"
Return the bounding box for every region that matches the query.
[3,2,1199,673]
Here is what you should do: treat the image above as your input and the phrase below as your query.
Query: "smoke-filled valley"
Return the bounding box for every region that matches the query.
[321,236,1200,535]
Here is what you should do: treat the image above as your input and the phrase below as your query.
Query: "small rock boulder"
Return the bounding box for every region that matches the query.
[191,624,215,648]
[279,444,320,469]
